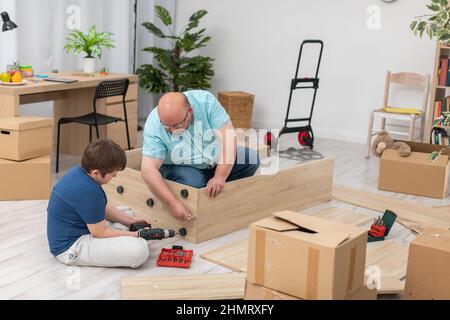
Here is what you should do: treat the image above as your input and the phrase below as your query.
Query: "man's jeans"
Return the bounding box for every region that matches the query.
[160,146,260,188]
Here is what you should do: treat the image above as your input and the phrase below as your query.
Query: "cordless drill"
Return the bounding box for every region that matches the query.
[129,222,187,240]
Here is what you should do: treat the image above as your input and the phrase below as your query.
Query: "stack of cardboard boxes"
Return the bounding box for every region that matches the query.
[0,117,53,200]
[244,210,377,300]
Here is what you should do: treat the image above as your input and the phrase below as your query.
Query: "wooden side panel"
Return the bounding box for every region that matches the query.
[332,184,450,233]
[121,273,246,300]
[103,167,199,243]
[195,158,334,242]
[0,94,19,118]
[200,239,248,273]
[125,148,143,171]
[366,240,408,295]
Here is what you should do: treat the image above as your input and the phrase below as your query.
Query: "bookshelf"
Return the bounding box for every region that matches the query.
[426,42,450,144]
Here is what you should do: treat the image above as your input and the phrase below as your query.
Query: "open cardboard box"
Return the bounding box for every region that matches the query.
[379,141,450,199]
[247,210,367,300]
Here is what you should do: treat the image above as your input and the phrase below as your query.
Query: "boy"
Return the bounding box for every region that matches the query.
[47,139,154,268]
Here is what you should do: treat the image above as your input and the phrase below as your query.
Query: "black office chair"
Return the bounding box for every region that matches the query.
[56,79,131,173]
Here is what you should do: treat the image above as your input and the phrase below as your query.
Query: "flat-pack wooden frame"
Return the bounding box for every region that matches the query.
[103,149,334,243]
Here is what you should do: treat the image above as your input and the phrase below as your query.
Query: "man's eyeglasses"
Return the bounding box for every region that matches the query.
[161,107,190,131]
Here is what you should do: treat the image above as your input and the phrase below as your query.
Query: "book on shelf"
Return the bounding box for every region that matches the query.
[435,101,442,119]
[440,56,449,86]
[447,62,450,87]
[433,97,450,123]
[431,127,450,145]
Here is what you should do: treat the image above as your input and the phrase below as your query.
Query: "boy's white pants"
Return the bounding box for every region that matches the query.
[55,207,149,269]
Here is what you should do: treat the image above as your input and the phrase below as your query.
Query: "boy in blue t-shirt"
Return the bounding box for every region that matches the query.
[47,139,154,268]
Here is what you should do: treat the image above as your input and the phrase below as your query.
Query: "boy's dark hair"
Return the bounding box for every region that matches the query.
[81,139,127,177]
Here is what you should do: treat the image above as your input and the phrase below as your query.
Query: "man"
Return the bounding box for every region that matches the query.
[141,90,260,221]
[47,139,160,268]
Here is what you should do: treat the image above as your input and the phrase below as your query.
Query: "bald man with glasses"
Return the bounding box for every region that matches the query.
[141,90,260,221]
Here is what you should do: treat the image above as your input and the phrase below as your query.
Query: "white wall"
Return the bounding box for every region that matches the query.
[175,0,436,144]
[136,0,176,120]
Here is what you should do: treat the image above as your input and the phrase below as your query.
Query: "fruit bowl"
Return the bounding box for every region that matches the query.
[0,80,27,86]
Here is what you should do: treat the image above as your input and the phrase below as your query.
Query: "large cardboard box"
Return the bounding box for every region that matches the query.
[0,117,53,161]
[247,211,367,300]
[244,281,377,300]
[0,155,51,200]
[379,141,450,199]
[404,227,450,300]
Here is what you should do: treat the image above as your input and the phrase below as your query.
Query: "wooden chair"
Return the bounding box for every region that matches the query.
[366,71,430,158]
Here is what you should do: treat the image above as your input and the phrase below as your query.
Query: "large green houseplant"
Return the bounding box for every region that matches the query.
[137,5,214,93]
[411,0,450,41]
[64,25,115,73]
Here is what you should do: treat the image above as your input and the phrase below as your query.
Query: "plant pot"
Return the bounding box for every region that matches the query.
[83,57,96,73]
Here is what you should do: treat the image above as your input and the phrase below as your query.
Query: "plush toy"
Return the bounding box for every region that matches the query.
[371,131,411,157]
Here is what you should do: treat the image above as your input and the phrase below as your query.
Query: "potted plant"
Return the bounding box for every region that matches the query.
[137,5,214,93]
[64,25,115,73]
[411,0,450,42]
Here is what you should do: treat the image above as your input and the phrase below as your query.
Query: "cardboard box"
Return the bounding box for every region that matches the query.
[247,211,367,300]
[404,227,450,300]
[379,141,450,199]
[244,281,300,300]
[244,281,377,300]
[0,116,53,161]
[0,155,51,200]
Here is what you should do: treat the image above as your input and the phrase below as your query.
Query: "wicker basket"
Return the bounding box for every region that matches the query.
[217,91,255,129]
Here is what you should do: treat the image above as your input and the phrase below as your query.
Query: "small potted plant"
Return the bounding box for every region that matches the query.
[64,26,115,73]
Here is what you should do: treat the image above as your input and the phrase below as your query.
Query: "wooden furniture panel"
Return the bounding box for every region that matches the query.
[366,240,408,295]
[0,94,19,118]
[196,158,334,242]
[332,184,450,234]
[121,273,246,300]
[200,239,249,273]
[104,149,334,243]
[103,167,199,243]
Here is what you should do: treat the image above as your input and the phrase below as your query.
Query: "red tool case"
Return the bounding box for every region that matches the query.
[156,247,193,268]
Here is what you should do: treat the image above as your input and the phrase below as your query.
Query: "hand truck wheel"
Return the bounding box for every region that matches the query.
[264,132,278,150]
[298,131,313,148]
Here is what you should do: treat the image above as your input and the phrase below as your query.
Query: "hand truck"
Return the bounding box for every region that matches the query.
[265,40,324,150]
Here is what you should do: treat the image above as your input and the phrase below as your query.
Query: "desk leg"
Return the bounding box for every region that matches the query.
[0,94,20,118]
[54,88,100,156]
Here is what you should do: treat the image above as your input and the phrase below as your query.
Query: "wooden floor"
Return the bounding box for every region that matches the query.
[1,132,449,300]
